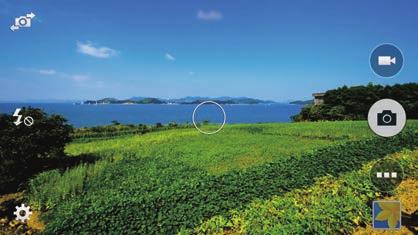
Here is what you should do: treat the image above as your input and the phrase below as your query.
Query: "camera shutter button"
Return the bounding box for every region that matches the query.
[367,99,406,137]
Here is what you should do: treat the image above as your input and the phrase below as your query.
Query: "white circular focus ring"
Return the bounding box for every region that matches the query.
[192,101,226,135]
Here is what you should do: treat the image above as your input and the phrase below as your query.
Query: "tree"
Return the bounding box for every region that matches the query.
[292,83,418,122]
[168,122,178,128]
[111,120,121,125]
[0,107,73,193]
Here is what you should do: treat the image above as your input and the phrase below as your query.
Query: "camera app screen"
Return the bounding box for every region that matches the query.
[1,1,417,234]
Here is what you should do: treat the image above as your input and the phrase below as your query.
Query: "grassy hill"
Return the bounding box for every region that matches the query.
[66,121,374,174]
[27,121,418,234]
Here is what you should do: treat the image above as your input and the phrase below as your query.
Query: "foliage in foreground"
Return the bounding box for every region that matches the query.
[28,160,110,211]
[30,121,380,213]
[188,149,418,234]
[0,108,73,193]
[66,121,384,175]
[40,131,416,234]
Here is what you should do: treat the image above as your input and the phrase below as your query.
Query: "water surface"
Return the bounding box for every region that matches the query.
[0,103,303,127]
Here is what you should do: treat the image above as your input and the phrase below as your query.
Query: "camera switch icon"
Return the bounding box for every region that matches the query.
[10,12,36,32]
[378,56,396,66]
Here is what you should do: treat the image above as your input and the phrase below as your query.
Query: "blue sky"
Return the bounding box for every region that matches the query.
[1,0,417,101]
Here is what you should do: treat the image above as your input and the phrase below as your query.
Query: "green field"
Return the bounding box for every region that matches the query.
[28,121,418,234]
[66,121,374,174]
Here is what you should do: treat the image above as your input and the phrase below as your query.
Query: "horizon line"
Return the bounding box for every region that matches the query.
[0,96,313,103]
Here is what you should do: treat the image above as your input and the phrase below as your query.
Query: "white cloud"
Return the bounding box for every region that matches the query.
[39,69,56,75]
[95,81,105,88]
[70,74,90,82]
[17,68,56,75]
[75,80,105,89]
[165,53,176,61]
[77,41,118,58]
[197,10,223,21]
[18,67,90,83]
[17,67,102,89]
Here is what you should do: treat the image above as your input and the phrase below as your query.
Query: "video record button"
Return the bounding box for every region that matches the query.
[370,44,404,78]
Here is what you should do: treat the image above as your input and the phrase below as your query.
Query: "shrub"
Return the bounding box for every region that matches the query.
[111,120,121,125]
[28,160,110,211]
[0,108,73,193]
[168,122,178,128]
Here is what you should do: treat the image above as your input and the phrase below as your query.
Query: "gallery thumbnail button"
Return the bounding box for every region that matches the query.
[370,44,404,77]
[372,201,401,230]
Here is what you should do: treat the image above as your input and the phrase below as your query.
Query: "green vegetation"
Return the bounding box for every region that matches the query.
[190,149,418,234]
[44,132,415,234]
[28,160,110,211]
[292,83,418,121]
[0,108,73,193]
[25,121,418,234]
[289,99,313,105]
[71,122,193,142]
[66,121,376,174]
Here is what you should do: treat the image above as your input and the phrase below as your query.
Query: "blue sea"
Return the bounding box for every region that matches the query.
[0,103,303,128]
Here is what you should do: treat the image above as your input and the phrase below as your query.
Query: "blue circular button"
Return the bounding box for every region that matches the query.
[370,44,404,78]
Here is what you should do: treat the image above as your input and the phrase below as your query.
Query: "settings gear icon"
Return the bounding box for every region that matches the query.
[13,203,32,223]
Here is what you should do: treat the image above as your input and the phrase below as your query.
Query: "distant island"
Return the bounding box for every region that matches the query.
[82,96,277,105]
[289,100,313,105]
